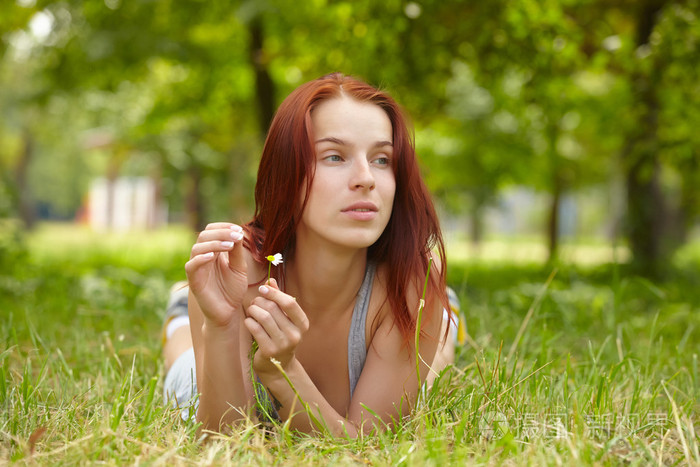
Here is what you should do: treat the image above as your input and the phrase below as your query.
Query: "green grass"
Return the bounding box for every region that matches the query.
[444,233,634,266]
[1,222,699,464]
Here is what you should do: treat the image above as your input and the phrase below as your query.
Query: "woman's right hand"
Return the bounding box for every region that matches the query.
[185,222,248,328]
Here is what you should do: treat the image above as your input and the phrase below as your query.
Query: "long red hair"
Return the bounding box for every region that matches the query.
[245,73,448,342]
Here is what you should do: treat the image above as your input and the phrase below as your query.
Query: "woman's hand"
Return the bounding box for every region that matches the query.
[244,278,310,375]
[185,222,248,328]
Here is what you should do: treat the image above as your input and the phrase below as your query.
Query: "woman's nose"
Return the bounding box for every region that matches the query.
[350,159,375,190]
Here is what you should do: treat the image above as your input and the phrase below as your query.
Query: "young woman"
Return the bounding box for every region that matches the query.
[162,73,456,437]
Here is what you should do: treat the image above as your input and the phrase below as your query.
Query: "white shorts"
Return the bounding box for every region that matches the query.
[163,347,198,422]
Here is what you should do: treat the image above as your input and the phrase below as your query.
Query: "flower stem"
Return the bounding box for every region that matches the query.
[415,256,432,392]
[269,358,330,435]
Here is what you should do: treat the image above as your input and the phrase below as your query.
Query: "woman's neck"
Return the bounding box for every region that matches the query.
[285,240,368,321]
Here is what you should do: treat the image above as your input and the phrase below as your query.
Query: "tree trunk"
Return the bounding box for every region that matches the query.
[673,152,699,246]
[185,165,204,232]
[16,130,36,229]
[470,187,490,248]
[546,120,562,263]
[623,0,668,277]
[249,17,275,135]
[625,155,665,275]
[547,176,562,263]
[228,146,254,222]
[470,204,483,247]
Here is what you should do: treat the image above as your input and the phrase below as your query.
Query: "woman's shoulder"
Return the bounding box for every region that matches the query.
[373,254,441,308]
[367,255,444,337]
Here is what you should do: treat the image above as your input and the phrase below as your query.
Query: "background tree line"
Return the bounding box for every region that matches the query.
[1,0,698,278]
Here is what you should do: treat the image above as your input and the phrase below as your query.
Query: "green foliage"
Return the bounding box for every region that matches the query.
[0,219,28,274]
[1,1,698,261]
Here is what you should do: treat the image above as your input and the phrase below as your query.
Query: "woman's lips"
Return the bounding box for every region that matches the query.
[342,202,378,221]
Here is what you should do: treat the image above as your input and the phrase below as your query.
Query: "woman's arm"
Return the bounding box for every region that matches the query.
[184,223,256,431]
[247,279,445,437]
[346,299,444,431]
[189,295,255,430]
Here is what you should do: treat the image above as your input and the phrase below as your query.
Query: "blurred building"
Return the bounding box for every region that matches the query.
[88,176,166,231]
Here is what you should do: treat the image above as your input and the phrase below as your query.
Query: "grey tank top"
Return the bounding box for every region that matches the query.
[347,261,376,397]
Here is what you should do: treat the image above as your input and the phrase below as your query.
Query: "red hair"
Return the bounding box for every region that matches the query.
[245,73,448,342]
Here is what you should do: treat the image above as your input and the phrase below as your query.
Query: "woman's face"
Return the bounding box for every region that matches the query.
[298,96,396,251]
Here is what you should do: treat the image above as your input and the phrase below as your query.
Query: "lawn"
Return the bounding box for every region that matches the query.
[1,222,698,465]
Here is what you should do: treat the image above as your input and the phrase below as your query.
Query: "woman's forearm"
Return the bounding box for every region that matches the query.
[258,358,370,438]
[197,317,254,431]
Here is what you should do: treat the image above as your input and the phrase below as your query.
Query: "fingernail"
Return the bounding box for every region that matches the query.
[231,231,243,241]
[259,285,269,294]
[203,252,214,258]
[230,224,243,232]
[221,241,234,248]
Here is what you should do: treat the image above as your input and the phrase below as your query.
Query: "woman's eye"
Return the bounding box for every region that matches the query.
[324,154,343,162]
[374,156,390,166]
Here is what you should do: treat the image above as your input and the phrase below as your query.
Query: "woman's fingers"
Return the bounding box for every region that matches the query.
[227,236,248,276]
[195,224,244,254]
[246,282,307,360]
[189,223,245,265]
[257,283,309,333]
[185,221,247,293]
[244,317,275,351]
[201,222,244,232]
[190,240,235,258]
[185,251,215,267]
[246,304,288,342]
[197,225,244,242]
[249,297,300,334]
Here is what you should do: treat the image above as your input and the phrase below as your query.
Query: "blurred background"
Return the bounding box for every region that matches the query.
[1,0,699,279]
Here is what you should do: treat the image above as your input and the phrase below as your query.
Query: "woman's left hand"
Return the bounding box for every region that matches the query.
[244,278,310,375]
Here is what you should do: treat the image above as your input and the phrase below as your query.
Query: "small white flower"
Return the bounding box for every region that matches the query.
[266,253,283,266]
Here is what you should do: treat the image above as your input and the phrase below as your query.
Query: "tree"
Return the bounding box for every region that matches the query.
[1,0,697,273]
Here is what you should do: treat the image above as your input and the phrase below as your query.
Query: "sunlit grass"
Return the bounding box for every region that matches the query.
[444,232,633,266]
[25,222,194,270]
[445,230,700,269]
[1,222,698,464]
